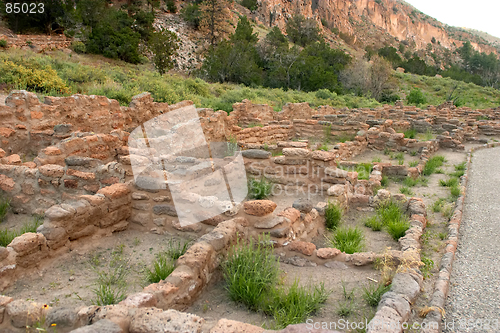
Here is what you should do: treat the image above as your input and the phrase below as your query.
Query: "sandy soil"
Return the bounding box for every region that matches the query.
[3,227,195,309]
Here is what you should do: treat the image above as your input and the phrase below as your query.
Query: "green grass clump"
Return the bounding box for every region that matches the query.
[376,200,410,240]
[380,176,389,187]
[362,283,391,307]
[450,185,461,199]
[364,216,383,231]
[0,196,8,222]
[166,239,191,260]
[263,281,329,329]
[386,219,410,240]
[449,162,466,178]
[325,201,342,231]
[422,155,445,176]
[399,186,414,196]
[248,177,272,200]
[92,245,128,305]
[317,143,329,151]
[329,226,365,254]
[356,163,373,180]
[222,235,280,310]
[0,214,43,247]
[409,161,419,167]
[403,128,417,139]
[402,177,418,187]
[439,177,459,187]
[420,255,434,279]
[145,252,176,284]
[432,198,445,213]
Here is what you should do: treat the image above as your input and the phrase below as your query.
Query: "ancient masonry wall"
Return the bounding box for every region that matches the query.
[0,183,131,291]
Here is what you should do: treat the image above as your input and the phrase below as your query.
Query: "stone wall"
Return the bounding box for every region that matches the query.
[0,183,131,291]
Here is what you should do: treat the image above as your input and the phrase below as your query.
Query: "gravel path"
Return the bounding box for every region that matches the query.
[444,147,500,332]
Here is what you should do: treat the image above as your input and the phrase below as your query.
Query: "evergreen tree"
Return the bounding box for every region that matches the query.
[148,27,180,75]
[200,0,232,46]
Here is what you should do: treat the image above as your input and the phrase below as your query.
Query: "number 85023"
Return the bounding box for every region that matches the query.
[5,3,45,14]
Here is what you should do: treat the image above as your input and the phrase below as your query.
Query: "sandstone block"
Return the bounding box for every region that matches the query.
[243,200,277,216]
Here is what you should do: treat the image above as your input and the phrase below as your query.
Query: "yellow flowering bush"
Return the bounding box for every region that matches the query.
[0,59,70,94]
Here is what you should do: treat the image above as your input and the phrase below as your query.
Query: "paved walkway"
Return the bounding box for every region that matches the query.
[444,147,500,332]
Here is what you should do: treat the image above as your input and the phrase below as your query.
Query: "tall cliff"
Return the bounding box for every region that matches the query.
[249,0,497,55]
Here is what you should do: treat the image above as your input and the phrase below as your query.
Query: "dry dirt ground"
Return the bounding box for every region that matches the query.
[2,226,195,309]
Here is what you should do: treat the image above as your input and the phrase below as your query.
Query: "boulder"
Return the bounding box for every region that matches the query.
[289,241,316,256]
[292,198,313,213]
[243,200,277,216]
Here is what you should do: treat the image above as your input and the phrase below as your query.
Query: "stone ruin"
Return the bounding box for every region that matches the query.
[0,90,499,332]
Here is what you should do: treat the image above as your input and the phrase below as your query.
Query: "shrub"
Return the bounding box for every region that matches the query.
[222,235,280,310]
[362,283,391,307]
[70,41,86,54]
[241,0,258,11]
[180,3,201,29]
[148,27,180,75]
[0,39,7,48]
[376,200,406,225]
[145,252,176,283]
[325,201,342,230]
[262,281,329,329]
[0,59,70,94]
[329,226,365,254]
[422,155,445,176]
[0,195,9,222]
[166,0,177,12]
[407,88,427,105]
[248,177,272,200]
[432,198,444,212]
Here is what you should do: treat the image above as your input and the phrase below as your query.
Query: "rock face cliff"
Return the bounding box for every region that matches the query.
[250,0,497,54]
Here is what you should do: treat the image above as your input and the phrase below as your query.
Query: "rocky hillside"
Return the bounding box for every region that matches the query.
[236,0,497,55]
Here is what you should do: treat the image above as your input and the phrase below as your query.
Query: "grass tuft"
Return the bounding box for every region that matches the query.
[325,201,342,231]
[422,155,445,176]
[145,252,176,284]
[248,177,272,200]
[0,195,9,222]
[222,235,280,310]
[0,214,43,247]
[362,283,391,307]
[364,216,383,231]
[329,226,365,254]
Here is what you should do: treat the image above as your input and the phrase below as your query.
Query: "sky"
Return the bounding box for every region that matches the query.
[403,0,500,39]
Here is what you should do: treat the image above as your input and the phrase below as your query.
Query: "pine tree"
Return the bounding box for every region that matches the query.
[200,0,232,46]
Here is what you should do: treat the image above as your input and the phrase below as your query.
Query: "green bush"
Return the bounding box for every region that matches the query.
[450,185,461,199]
[0,39,7,48]
[325,201,342,230]
[222,235,280,310]
[241,0,258,11]
[380,176,389,187]
[0,59,70,94]
[248,177,272,200]
[399,186,413,196]
[180,3,201,29]
[70,41,86,54]
[407,88,427,105]
[376,200,410,240]
[329,226,365,254]
[166,0,177,12]
[439,177,459,187]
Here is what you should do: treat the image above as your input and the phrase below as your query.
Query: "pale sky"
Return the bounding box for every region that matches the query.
[403,0,500,39]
